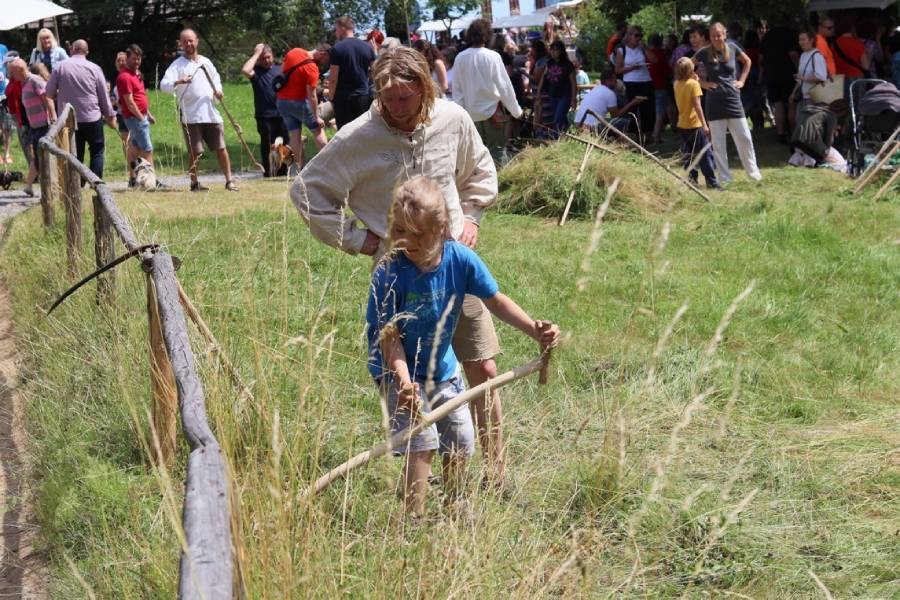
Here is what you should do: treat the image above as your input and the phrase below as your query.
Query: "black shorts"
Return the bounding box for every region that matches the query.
[766,81,794,105]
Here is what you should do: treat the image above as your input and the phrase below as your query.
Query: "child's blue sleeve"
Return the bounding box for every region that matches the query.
[463,247,500,300]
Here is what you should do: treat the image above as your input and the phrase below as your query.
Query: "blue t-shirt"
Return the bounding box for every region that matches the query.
[251,64,281,119]
[329,38,376,101]
[366,241,499,384]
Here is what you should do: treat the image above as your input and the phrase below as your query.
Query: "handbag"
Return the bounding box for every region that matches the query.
[272,58,314,93]
[809,74,844,104]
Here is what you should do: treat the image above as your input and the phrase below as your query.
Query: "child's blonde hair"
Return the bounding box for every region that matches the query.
[389,176,450,263]
[675,56,695,81]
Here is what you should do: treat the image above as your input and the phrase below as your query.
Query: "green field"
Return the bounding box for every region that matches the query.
[1,87,899,597]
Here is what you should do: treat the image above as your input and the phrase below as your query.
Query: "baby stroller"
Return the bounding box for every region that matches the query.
[847,79,900,177]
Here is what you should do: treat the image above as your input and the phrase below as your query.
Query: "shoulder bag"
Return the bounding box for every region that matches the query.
[272,58,314,93]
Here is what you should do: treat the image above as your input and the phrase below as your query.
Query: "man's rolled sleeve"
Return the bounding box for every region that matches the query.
[290,139,365,254]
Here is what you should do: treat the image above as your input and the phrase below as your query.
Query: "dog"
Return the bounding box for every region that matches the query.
[131,157,158,191]
[269,136,296,177]
[0,170,23,191]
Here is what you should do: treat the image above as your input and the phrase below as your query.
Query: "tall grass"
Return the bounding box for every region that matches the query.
[1,154,898,597]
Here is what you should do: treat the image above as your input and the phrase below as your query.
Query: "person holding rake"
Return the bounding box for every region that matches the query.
[367,176,560,517]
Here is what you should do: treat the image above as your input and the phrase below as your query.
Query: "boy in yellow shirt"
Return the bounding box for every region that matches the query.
[673,57,720,190]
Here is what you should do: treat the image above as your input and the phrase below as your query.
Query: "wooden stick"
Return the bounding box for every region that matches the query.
[62,112,83,274]
[146,272,178,468]
[38,146,54,227]
[176,281,254,405]
[537,322,553,384]
[300,355,548,499]
[584,109,712,203]
[873,164,900,200]
[197,65,265,173]
[853,125,900,194]
[92,192,116,303]
[559,144,593,226]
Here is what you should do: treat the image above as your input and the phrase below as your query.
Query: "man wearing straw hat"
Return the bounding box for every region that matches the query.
[160,28,238,192]
[292,46,515,494]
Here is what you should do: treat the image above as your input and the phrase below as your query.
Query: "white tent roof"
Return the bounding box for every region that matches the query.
[493,0,583,29]
[0,0,72,31]
[417,16,477,33]
[808,0,895,9]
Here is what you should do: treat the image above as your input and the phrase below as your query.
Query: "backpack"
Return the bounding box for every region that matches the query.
[272,58,314,93]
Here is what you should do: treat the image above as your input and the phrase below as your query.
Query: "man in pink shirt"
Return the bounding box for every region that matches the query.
[116,44,159,186]
[46,40,116,178]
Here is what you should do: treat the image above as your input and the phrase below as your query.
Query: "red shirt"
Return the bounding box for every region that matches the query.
[606,34,621,58]
[277,48,319,101]
[116,68,148,119]
[646,48,671,90]
[833,35,866,78]
[4,78,23,127]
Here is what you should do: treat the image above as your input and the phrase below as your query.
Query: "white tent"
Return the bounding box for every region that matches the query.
[417,16,477,33]
[808,0,895,9]
[0,0,72,31]
[493,0,583,29]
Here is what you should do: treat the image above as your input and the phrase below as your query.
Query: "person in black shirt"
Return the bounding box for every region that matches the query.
[325,16,377,129]
[242,44,287,176]
[537,40,576,138]
[760,24,799,142]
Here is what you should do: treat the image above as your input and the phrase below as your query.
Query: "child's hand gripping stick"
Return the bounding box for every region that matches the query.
[536,320,558,385]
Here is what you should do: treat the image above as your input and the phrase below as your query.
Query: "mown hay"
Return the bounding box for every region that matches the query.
[497,140,695,220]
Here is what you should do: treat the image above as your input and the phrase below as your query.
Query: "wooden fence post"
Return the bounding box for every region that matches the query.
[38,147,54,227]
[145,272,178,468]
[93,193,116,303]
[62,114,83,273]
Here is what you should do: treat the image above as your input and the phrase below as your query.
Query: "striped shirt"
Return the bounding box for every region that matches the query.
[21,74,50,128]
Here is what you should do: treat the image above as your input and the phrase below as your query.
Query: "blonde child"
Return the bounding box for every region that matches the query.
[366,176,560,517]
[673,56,720,190]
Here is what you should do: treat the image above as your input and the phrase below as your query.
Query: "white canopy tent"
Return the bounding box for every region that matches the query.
[808,0,895,9]
[493,0,583,29]
[416,15,477,34]
[0,0,72,31]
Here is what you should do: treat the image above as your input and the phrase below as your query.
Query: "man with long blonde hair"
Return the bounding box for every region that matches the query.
[293,47,514,492]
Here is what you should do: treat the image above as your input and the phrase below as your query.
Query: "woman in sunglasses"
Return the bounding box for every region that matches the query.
[615,26,656,137]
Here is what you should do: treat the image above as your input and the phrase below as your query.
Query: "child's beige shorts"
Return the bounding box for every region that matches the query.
[451,295,501,363]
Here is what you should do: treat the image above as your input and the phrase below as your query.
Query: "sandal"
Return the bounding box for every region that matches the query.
[190,181,209,192]
[224,180,239,192]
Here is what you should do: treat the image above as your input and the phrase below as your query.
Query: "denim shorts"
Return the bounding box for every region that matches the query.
[125,116,153,152]
[382,369,475,457]
[277,98,319,133]
[654,89,669,118]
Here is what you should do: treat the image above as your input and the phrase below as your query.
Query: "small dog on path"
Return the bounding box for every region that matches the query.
[0,170,23,191]
[269,136,296,176]
[131,158,158,191]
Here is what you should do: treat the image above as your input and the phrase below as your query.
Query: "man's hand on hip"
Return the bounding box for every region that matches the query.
[459,221,479,249]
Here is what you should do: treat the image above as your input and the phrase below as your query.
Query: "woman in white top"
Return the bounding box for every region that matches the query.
[615,26,656,136]
[794,28,828,114]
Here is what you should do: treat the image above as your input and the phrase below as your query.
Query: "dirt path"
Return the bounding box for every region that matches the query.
[0,194,49,599]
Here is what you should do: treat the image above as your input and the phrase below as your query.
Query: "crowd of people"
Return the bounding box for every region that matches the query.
[0,13,898,517]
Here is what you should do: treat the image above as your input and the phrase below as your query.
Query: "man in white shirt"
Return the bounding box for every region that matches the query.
[574,67,646,133]
[452,18,523,167]
[160,29,237,192]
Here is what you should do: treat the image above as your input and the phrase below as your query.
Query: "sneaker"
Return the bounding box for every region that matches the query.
[224,180,239,192]
[688,174,699,186]
[23,186,34,197]
[190,181,209,192]
[707,183,724,191]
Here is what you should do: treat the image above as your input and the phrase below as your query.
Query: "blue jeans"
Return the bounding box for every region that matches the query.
[679,127,718,188]
[124,116,153,152]
[277,98,319,133]
[550,94,572,138]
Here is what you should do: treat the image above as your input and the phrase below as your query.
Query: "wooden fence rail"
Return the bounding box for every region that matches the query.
[39,104,233,600]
